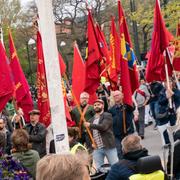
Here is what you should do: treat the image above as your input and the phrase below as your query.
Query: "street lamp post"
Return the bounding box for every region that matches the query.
[27,38,35,85]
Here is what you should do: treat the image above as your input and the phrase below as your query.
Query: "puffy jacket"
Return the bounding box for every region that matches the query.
[106,148,149,180]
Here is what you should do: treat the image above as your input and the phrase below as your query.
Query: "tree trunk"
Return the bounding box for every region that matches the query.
[130,0,141,64]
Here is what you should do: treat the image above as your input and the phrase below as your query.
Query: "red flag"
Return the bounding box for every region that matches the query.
[37,31,73,127]
[72,43,85,103]
[96,25,111,79]
[37,31,51,127]
[84,10,100,96]
[146,0,174,82]
[173,23,180,71]
[9,30,33,121]
[62,81,75,127]
[118,1,139,93]
[0,41,14,112]
[59,52,66,75]
[118,1,134,106]
[109,17,121,88]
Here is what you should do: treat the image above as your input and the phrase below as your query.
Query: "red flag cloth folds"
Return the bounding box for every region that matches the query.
[96,25,111,79]
[84,10,100,96]
[173,23,180,71]
[72,43,85,103]
[37,31,73,127]
[118,1,139,93]
[9,30,33,122]
[62,81,75,127]
[58,52,66,75]
[109,17,121,89]
[118,1,134,106]
[0,41,14,112]
[146,0,174,82]
[36,31,51,127]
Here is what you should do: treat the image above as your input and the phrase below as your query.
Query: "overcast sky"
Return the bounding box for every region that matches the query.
[21,0,33,6]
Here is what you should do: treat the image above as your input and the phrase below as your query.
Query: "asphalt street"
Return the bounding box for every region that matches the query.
[142,124,163,157]
[141,124,167,167]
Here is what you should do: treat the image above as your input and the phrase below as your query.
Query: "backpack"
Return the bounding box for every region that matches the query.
[154,101,169,119]
[129,170,164,180]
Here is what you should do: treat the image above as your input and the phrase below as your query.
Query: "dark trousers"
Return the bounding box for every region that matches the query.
[135,106,145,136]
[115,137,123,160]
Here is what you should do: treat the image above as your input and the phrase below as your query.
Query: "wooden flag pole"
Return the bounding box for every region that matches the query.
[35,0,69,153]
[63,73,97,149]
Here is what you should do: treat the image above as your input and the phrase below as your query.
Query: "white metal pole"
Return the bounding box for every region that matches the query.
[35,0,69,153]
[164,51,173,108]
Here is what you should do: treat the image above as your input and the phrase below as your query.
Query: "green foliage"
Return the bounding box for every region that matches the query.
[129,0,179,53]
[1,0,36,84]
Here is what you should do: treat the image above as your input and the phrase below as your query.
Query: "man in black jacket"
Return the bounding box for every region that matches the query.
[106,134,149,180]
[84,99,118,169]
[25,109,46,158]
[109,90,134,159]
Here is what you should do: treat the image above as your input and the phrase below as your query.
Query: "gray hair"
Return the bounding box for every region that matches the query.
[36,153,90,180]
[121,134,142,153]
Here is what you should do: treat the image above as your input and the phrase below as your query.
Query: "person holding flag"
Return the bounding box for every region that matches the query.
[109,90,134,159]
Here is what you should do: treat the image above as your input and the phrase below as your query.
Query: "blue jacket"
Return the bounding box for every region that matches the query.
[154,88,179,126]
[106,148,148,180]
[109,104,134,140]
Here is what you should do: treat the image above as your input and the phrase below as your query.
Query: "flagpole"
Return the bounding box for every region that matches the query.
[35,0,69,153]
[164,51,173,108]
[63,73,97,149]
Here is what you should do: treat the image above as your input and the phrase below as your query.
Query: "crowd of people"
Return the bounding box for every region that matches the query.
[0,74,180,180]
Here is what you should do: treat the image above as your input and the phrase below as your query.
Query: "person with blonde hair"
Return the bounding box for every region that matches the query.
[36,153,90,180]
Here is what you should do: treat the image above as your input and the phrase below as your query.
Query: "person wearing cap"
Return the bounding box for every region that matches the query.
[84,99,118,169]
[25,109,46,158]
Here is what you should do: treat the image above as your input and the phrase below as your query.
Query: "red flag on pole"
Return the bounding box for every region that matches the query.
[118,0,139,93]
[62,80,75,127]
[58,52,66,75]
[0,41,14,112]
[95,25,111,79]
[118,1,135,106]
[72,42,85,103]
[37,31,73,127]
[109,16,121,88]
[84,10,100,97]
[146,0,174,82]
[37,31,51,127]
[173,23,180,71]
[9,30,33,121]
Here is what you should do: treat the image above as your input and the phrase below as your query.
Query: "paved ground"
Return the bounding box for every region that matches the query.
[142,124,163,158]
[141,123,170,170]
